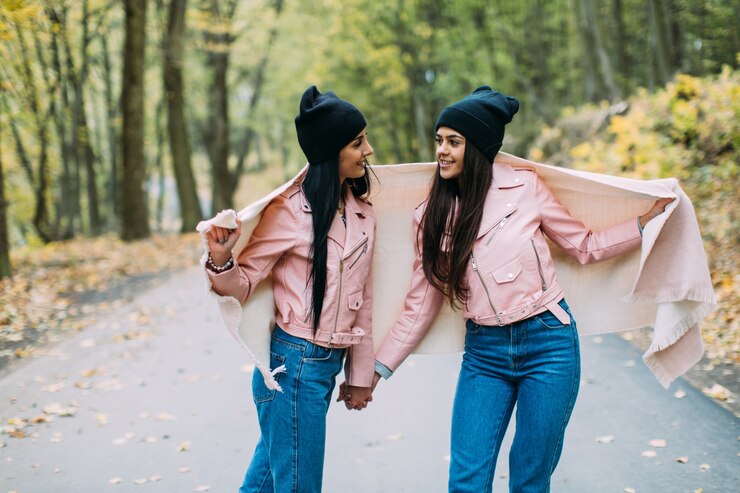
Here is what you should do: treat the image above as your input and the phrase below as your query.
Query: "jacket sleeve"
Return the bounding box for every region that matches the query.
[346,243,375,387]
[207,195,298,303]
[374,208,444,373]
[535,172,642,264]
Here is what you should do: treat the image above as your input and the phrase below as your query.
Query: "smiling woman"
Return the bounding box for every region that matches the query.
[203,85,378,493]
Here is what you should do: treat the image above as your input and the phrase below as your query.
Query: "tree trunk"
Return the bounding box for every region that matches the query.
[575,0,621,101]
[231,0,284,193]
[648,0,674,85]
[121,0,150,241]
[46,6,75,238]
[15,22,55,243]
[81,0,102,234]
[0,143,11,279]
[101,33,119,221]
[203,0,238,214]
[164,0,203,232]
[611,0,629,81]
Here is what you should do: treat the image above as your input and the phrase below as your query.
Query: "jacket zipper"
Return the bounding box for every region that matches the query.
[470,255,502,325]
[348,242,368,270]
[484,211,515,246]
[530,238,547,291]
[330,242,345,344]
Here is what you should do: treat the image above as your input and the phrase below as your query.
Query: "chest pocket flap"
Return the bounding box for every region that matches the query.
[492,258,522,284]
[348,290,364,311]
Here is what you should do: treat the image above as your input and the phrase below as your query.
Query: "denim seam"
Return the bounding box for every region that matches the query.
[291,351,304,493]
[487,389,517,490]
[256,467,271,492]
[545,325,580,477]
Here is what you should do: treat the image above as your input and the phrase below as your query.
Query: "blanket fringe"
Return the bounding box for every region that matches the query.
[642,301,716,388]
[624,288,716,305]
[645,301,717,354]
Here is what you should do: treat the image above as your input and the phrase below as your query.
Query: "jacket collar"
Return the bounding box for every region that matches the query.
[298,184,368,250]
[476,162,525,238]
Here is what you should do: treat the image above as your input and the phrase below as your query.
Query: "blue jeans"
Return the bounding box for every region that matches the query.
[449,299,580,493]
[239,326,345,493]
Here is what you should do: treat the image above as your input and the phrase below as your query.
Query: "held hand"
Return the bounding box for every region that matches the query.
[344,386,373,410]
[207,217,242,265]
[639,198,675,229]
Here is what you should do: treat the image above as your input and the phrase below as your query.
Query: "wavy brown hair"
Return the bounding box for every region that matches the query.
[419,142,496,309]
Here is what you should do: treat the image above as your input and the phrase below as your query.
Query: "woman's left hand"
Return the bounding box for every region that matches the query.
[337,383,372,410]
[639,197,675,229]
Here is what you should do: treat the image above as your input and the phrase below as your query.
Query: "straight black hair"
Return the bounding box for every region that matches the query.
[302,158,374,333]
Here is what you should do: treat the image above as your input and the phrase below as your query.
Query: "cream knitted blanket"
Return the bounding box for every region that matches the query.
[197,152,716,390]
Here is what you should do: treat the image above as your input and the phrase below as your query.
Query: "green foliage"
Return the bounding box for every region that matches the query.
[530,68,739,364]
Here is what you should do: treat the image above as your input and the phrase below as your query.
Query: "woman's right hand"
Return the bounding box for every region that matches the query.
[207,217,242,265]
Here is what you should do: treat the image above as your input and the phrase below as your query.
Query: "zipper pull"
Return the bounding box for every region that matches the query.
[339,259,344,273]
[470,256,478,271]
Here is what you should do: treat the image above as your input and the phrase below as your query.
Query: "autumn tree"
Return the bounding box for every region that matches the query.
[163,0,202,231]
[121,0,150,240]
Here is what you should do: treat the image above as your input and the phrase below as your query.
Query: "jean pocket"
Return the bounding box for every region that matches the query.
[535,309,570,329]
[304,345,334,362]
[465,319,482,334]
[253,352,286,403]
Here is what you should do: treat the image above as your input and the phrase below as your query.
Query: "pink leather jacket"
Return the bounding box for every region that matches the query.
[375,162,642,372]
[208,181,376,387]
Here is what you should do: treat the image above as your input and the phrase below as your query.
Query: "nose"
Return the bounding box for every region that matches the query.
[363,142,374,158]
[437,142,448,156]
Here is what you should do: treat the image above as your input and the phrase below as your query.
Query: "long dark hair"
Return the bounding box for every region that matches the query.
[420,142,495,309]
[302,158,373,333]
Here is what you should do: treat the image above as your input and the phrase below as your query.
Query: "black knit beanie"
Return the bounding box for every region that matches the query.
[435,86,520,162]
[294,85,367,164]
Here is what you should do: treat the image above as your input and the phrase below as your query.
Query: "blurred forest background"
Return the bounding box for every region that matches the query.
[0,0,737,403]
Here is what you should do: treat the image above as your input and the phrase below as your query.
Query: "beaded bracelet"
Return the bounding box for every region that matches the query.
[207,253,235,273]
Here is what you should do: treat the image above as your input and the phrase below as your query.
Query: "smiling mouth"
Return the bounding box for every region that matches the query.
[439,159,455,167]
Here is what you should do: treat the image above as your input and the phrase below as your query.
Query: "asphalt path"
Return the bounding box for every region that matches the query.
[1,267,737,492]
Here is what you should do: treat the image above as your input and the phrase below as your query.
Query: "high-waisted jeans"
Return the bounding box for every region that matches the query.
[240,326,345,493]
[449,299,580,493]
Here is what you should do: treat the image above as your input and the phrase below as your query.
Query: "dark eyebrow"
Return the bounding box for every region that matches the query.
[436,133,464,140]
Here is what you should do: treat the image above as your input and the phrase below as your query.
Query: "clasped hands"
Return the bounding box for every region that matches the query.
[336,372,382,411]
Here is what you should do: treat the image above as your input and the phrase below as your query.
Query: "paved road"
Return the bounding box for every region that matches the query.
[1,267,737,492]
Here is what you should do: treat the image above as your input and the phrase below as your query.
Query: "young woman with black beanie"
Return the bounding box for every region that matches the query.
[206,85,376,493]
[372,86,672,492]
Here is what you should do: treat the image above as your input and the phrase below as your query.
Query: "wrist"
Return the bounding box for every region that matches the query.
[207,252,234,273]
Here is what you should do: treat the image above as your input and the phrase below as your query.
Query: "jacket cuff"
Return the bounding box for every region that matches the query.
[375,360,394,379]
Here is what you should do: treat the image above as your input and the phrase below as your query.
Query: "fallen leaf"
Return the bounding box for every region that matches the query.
[623,360,636,367]
[133,478,148,484]
[641,450,657,458]
[596,435,615,444]
[673,389,687,399]
[178,467,191,473]
[386,433,403,441]
[109,477,123,484]
[649,439,667,448]
[624,488,636,493]
[80,338,96,348]
[149,475,162,482]
[157,412,177,422]
[675,456,689,463]
[178,441,191,452]
[702,384,730,401]
[700,463,711,471]
[195,486,211,492]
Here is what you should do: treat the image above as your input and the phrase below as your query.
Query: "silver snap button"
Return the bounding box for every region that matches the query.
[508,273,513,278]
